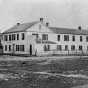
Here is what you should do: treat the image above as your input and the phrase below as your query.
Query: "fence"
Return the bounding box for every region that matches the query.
[37,50,88,56]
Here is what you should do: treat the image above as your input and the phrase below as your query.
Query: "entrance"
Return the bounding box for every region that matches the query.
[30,44,32,55]
[12,44,15,54]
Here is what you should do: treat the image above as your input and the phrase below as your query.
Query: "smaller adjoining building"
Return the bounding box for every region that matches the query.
[1,18,88,56]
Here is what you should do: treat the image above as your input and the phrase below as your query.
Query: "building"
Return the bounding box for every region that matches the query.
[0,34,3,54]
[1,18,88,56]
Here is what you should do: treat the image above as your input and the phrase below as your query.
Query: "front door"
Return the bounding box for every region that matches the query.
[12,44,15,54]
[30,44,32,55]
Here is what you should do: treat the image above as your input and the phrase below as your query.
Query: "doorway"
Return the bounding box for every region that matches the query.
[12,44,15,54]
[30,44,32,55]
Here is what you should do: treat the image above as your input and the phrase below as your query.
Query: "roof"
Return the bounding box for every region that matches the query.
[36,40,57,44]
[3,21,39,33]
[50,27,88,35]
[3,21,88,35]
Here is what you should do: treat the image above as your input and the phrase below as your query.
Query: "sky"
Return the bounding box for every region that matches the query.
[0,0,88,32]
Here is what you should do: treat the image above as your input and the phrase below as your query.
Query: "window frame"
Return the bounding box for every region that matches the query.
[65,45,68,51]
[42,34,48,40]
[17,34,19,40]
[79,45,82,51]
[9,45,11,51]
[57,35,60,41]
[9,35,12,41]
[4,35,8,41]
[80,36,82,42]
[5,45,7,51]
[22,33,25,40]
[57,45,62,51]
[64,35,69,41]
[72,35,75,41]
[71,45,75,51]
[86,36,88,42]
[44,45,50,51]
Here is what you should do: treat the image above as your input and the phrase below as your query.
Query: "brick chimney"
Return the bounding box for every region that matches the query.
[17,23,20,26]
[40,18,43,22]
[78,26,82,30]
[46,22,49,27]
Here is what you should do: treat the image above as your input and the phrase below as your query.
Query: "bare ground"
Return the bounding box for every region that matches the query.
[0,55,88,88]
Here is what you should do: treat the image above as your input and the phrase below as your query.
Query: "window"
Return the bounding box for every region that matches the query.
[57,45,62,51]
[44,45,50,51]
[57,35,60,41]
[12,34,15,40]
[17,34,19,40]
[86,36,88,42]
[32,34,39,39]
[79,45,82,51]
[65,45,68,51]
[9,45,11,51]
[16,45,24,51]
[80,36,82,42]
[20,45,25,51]
[9,35,11,41]
[4,35,8,41]
[5,45,7,51]
[42,34,48,40]
[22,33,25,40]
[16,45,19,51]
[64,35,69,41]
[16,45,20,51]
[71,45,75,51]
[87,46,88,51]
[72,35,75,41]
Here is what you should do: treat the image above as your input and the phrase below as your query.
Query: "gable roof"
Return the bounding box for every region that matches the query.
[2,21,88,35]
[3,21,39,33]
[50,27,88,35]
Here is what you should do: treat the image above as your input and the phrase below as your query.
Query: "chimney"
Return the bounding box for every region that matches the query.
[40,18,43,22]
[46,22,49,27]
[17,23,20,26]
[78,26,82,30]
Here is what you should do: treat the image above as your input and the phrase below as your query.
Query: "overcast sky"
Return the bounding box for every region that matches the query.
[0,0,88,32]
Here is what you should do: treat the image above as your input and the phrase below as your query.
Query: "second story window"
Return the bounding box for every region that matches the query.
[64,35,69,41]
[42,34,48,40]
[4,35,8,41]
[72,35,75,41]
[17,34,19,40]
[12,34,15,40]
[80,36,82,42]
[22,33,25,40]
[57,35,60,41]
[9,35,11,41]
[86,36,88,42]
[32,34,39,39]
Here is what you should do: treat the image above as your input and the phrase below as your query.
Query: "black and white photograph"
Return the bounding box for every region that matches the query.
[0,0,88,88]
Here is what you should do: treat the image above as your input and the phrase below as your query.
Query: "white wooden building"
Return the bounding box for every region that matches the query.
[1,18,88,56]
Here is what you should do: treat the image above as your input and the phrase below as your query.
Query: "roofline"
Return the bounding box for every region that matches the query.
[2,30,88,35]
[2,30,25,34]
[3,21,39,34]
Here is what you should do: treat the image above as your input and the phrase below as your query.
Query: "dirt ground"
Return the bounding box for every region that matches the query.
[0,55,88,88]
